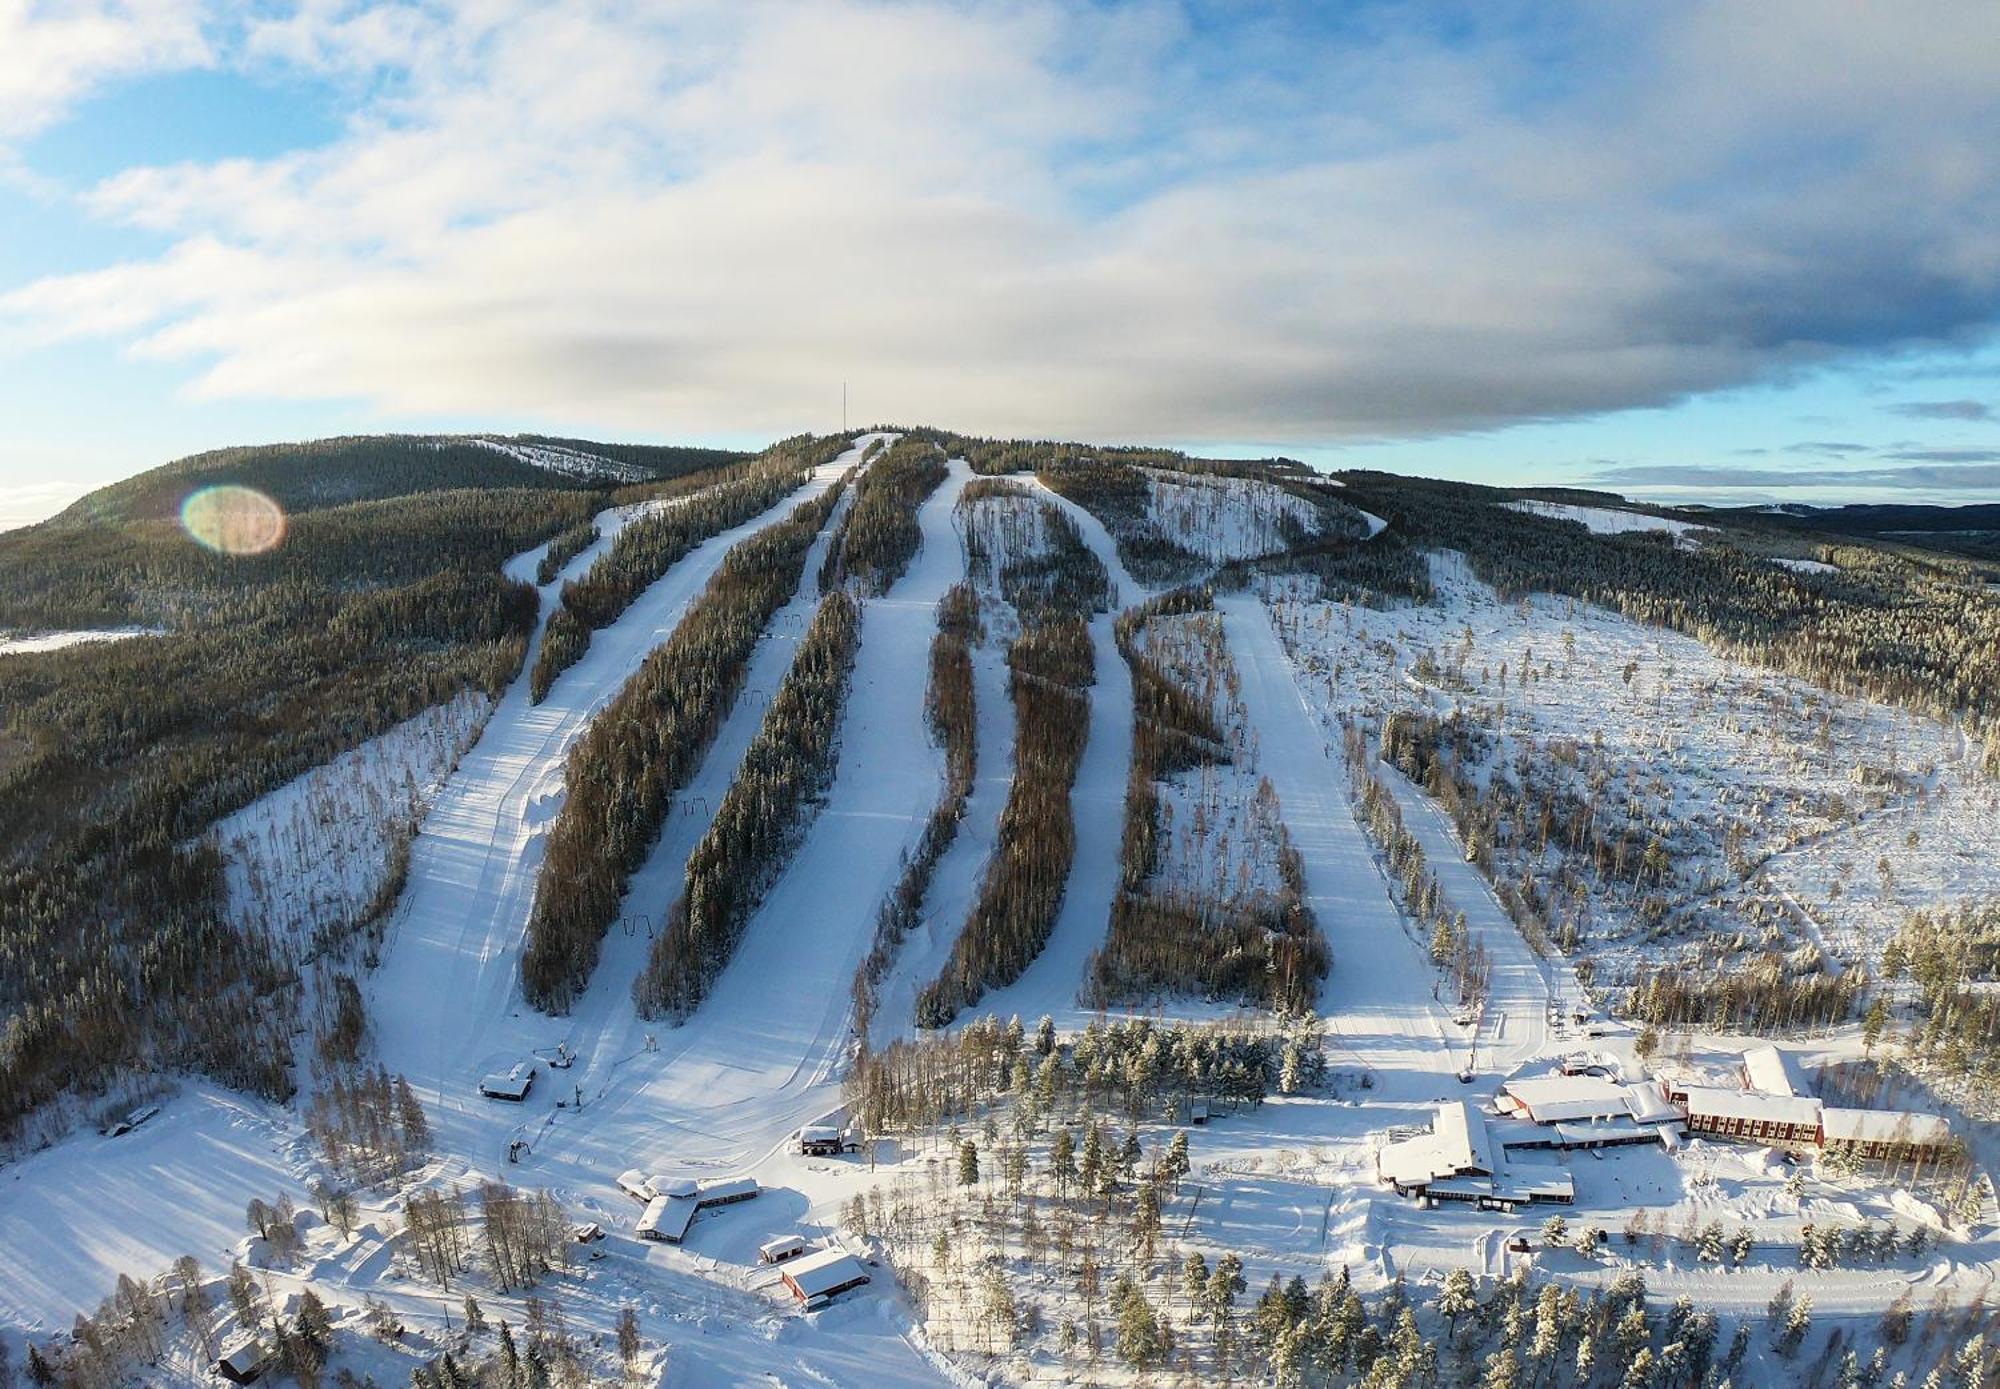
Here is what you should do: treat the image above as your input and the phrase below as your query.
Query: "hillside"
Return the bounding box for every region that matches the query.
[43,434,748,529]
[2,432,1997,1389]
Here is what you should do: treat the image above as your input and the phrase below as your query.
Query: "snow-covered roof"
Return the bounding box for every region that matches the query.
[1380,1102,1494,1186]
[649,1174,698,1199]
[636,1194,698,1241]
[1622,1084,1677,1124]
[1742,1044,1806,1098]
[696,1177,759,1205]
[1438,1100,1494,1174]
[1820,1108,1951,1147]
[1504,1075,1629,1123]
[799,1124,843,1142]
[1680,1086,1822,1128]
[782,1247,872,1301]
[760,1235,807,1259]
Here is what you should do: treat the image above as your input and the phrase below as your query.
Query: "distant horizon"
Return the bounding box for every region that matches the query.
[5,422,1995,536]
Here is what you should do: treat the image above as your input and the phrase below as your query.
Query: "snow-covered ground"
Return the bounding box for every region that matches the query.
[364,441,876,1167]
[1217,593,1459,1099]
[1503,499,1711,542]
[0,625,162,657]
[464,435,659,485]
[970,481,1140,1026]
[212,692,491,942]
[0,1086,313,1331]
[12,467,1998,1385]
[1257,551,1998,985]
[1144,469,1323,563]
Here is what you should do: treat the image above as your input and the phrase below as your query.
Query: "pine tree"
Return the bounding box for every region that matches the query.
[1437,1269,1477,1344]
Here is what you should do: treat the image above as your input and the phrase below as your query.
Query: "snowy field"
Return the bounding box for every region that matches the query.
[1501,499,1712,541]
[464,436,660,485]
[1144,469,1324,564]
[1257,551,1999,986]
[0,625,162,657]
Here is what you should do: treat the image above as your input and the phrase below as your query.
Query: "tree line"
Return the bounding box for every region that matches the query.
[823,436,949,594]
[634,590,862,1018]
[1087,587,1329,1013]
[527,436,846,700]
[1343,472,2000,740]
[521,481,849,1011]
[854,582,984,1035]
[0,477,607,1143]
[914,489,1112,1025]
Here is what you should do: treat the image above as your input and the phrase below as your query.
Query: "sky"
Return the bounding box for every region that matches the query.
[1,1,1997,531]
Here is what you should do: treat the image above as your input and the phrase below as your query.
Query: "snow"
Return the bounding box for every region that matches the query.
[1774,556,1839,574]
[968,480,1138,1025]
[363,443,874,1166]
[0,1086,312,1332]
[1502,499,1711,542]
[1257,549,1999,988]
[1143,469,1323,563]
[0,626,162,657]
[13,464,1999,1382]
[1216,592,1457,1098]
[464,435,658,485]
[211,692,491,942]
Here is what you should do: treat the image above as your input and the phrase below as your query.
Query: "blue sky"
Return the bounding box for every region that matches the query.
[2,2,1997,529]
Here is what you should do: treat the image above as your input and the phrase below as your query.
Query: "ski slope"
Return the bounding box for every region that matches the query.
[531,461,974,1169]
[971,481,1142,1025]
[867,630,1017,1047]
[1375,759,1590,1073]
[1216,592,1457,1099]
[365,439,877,1162]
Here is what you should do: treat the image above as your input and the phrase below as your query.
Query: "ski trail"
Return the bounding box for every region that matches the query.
[366,438,883,1162]
[555,480,864,1089]
[1215,591,1457,1100]
[970,481,1143,1026]
[867,631,1016,1046]
[1374,758,1590,1074]
[519,460,975,1179]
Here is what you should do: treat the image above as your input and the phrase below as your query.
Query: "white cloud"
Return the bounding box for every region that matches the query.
[0,0,211,145]
[4,0,2000,446]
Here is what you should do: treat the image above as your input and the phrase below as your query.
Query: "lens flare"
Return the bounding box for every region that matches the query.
[180,485,286,556]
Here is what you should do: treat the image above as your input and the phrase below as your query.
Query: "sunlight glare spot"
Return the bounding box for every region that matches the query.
[180,485,286,555]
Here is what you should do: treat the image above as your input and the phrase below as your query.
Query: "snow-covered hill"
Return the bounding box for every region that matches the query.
[6,447,1996,1388]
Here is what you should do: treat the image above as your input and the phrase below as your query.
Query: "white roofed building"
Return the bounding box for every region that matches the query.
[780,1248,873,1305]
[1742,1044,1807,1098]
[1679,1087,1823,1147]
[1821,1107,1953,1163]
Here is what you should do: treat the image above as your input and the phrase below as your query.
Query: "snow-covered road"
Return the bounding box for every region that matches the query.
[1217,593,1457,1099]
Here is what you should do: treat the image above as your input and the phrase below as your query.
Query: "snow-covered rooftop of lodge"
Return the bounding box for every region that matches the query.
[1379,1101,1494,1187]
[1742,1043,1808,1098]
[636,1194,698,1242]
[1680,1086,1823,1128]
[1820,1107,1952,1146]
[1502,1073,1677,1126]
